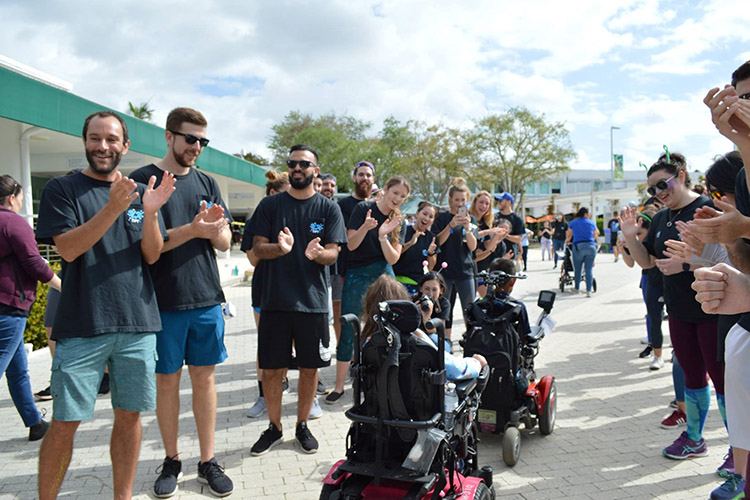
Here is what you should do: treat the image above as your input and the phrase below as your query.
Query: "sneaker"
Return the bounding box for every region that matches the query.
[34,386,52,402]
[295,421,319,454]
[662,431,708,459]
[309,397,322,420]
[324,390,345,405]
[282,378,290,394]
[661,410,687,429]
[246,397,267,418]
[153,456,183,498]
[640,337,650,345]
[28,419,49,442]
[717,448,736,478]
[250,423,283,456]
[585,291,591,298]
[98,372,110,395]
[649,356,665,370]
[639,345,653,358]
[197,458,233,497]
[317,380,329,395]
[669,400,678,409]
[710,473,745,500]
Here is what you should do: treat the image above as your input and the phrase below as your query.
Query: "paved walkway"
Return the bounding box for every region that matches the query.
[0,248,729,499]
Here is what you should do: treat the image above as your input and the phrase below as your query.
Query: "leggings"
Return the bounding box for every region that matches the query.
[540,238,552,260]
[643,275,664,349]
[444,276,476,331]
[668,316,723,394]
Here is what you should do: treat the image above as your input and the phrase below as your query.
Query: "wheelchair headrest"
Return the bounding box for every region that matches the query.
[378,300,421,334]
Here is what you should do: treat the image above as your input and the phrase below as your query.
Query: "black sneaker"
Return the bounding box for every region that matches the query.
[98,372,110,395]
[153,456,182,498]
[29,419,49,441]
[639,345,653,359]
[295,421,319,454]
[317,380,329,395]
[250,423,283,456]
[197,458,233,497]
[34,386,52,401]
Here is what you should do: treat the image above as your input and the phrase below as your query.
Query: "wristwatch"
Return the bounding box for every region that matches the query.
[682,262,690,272]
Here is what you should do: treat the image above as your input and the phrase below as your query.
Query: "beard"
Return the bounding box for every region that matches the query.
[85,149,122,174]
[354,179,372,199]
[290,170,314,189]
[173,144,197,168]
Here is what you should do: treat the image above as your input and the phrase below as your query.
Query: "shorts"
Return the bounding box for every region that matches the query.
[51,333,157,421]
[725,324,750,449]
[44,287,61,328]
[156,305,228,374]
[258,310,330,369]
[331,274,343,302]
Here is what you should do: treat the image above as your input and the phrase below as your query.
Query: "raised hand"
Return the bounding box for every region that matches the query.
[692,263,750,315]
[361,210,378,231]
[704,86,750,149]
[305,237,324,261]
[675,220,705,257]
[663,239,691,263]
[618,206,641,240]
[142,171,176,214]
[278,227,294,254]
[379,215,402,238]
[690,198,750,244]
[107,171,139,214]
[409,229,425,246]
[427,236,437,255]
[203,201,225,223]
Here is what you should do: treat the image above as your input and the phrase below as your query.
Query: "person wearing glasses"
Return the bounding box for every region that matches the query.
[36,111,175,500]
[247,145,346,456]
[130,108,234,498]
[0,175,61,442]
[620,152,725,466]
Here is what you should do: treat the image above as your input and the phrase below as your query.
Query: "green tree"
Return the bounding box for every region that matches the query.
[234,151,270,166]
[268,111,373,192]
[471,107,576,207]
[125,100,154,122]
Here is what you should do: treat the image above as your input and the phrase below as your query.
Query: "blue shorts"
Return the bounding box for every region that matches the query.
[51,333,157,421]
[156,305,227,374]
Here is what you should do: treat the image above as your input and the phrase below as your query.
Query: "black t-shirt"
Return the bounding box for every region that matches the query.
[432,211,479,280]
[495,211,525,257]
[733,168,750,330]
[393,225,438,281]
[239,229,263,308]
[35,172,166,339]
[643,196,714,323]
[552,220,568,240]
[130,165,231,311]
[540,226,552,240]
[335,196,364,276]
[417,295,452,329]
[247,192,346,312]
[346,201,405,269]
[476,220,496,272]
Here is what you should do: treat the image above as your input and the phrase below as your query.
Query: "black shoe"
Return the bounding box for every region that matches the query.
[295,421,319,454]
[317,380,329,395]
[98,373,110,395]
[153,456,183,498]
[250,423,283,456]
[34,386,52,401]
[29,419,49,441]
[198,457,233,497]
[639,345,653,359]
[324,390,344,405]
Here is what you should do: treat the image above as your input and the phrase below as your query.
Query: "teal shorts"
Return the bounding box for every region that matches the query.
[156,305,227,374]
[50,333,157,421]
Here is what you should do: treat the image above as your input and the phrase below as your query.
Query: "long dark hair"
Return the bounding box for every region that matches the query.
[575,207,589,219]
[0,175,22,205]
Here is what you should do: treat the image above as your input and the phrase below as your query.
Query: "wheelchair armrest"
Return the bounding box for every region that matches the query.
[455,378,478,401]
[527,325,545,343]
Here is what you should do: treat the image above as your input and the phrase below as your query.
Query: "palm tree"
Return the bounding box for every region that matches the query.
[126,100,154,122]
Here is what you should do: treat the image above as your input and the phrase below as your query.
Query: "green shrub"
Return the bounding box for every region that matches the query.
[23,262,60,350]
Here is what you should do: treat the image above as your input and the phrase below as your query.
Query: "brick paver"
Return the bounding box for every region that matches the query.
[0,248,729,499]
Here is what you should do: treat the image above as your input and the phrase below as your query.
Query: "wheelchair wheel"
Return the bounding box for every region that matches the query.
[502,426,521,466]
[592,278,597,293]
[559,277,565,293]
[472,482,493,499]
[539,380,557,435]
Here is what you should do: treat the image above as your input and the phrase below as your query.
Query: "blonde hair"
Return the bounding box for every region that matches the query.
[469,190,494,228]
[264,170,289,196]
[361,275,411,342]
[383,176,410,242]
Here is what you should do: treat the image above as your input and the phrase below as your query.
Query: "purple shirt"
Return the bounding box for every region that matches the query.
[0,206,54,311]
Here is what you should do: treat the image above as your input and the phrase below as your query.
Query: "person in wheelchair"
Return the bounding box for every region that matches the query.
[484,258,531,339]
[364,275,487,381]
[413,272,451,348]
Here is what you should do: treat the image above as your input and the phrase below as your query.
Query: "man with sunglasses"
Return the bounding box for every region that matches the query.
[247,145,346,455]
[130,108,233,498]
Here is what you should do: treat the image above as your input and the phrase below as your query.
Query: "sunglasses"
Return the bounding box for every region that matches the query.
[709,189,725,200]
[740,93,750,100]
[286,159,317,169]
[646,174,677,196]
[169,130,210,148]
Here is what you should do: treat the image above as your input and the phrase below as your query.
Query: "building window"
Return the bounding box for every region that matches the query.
[539,181,549,194]
[525,183,536,195]
[552,181,561,194]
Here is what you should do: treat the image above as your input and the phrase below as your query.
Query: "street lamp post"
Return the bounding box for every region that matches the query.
[610,126,620,184]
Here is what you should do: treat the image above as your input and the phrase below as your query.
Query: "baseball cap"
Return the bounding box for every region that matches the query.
[353,160,375,176]
[494,192,514,203]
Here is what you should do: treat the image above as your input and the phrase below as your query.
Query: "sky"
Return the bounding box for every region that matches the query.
[2,0,750,175]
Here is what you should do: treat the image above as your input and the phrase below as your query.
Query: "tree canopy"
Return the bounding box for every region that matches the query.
[125,100,154,122]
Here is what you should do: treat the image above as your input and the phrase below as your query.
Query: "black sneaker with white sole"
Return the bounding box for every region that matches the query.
[197,458,233,497]
[153,456,182,498]
[250,423,283,456]
[295,421,318,454]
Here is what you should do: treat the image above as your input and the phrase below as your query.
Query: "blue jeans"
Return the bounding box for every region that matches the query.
[553,239,565,266]
[571,242,596,292]
[0,315,42,427]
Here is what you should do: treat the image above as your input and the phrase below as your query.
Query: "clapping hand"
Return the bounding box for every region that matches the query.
[305,237,324,261]
[379,215,402,238]
[693,263,750,315]
[142,171,176,214]
[278,227,294,254]
[107,172,140,214]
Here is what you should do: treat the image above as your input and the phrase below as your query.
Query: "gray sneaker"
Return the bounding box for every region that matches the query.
[246,397,266,418]
[197,458,233,497]
[154,456,182,498]
[309,397,322,420]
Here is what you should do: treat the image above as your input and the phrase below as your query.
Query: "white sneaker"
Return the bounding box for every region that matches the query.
[309,397,322,420]
[640,337,650,345]
[247,397,267,418]
[585,291,591,298]
[649,356,665,371]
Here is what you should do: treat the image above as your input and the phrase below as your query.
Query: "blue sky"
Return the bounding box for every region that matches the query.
[1,0,749,175]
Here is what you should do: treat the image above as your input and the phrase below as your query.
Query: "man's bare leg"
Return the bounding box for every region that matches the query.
[111,409,142,500]
[38,419,79,500]
[188,365,217,462]
[155,370,182,459]
[297,369,317,424]
[263,368,285,430]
